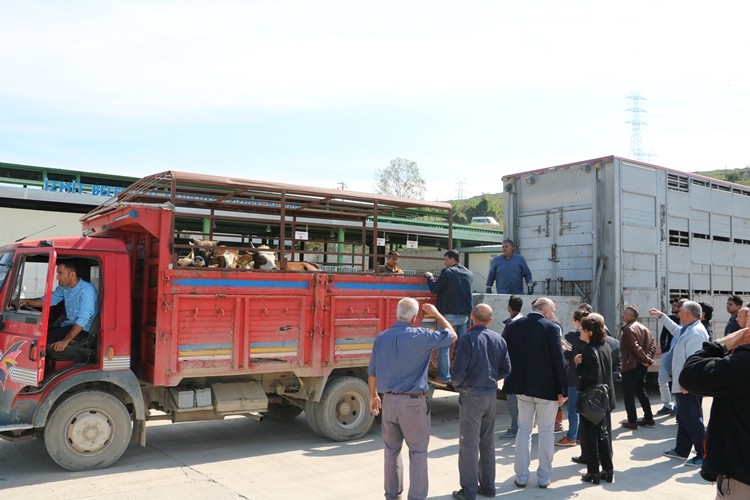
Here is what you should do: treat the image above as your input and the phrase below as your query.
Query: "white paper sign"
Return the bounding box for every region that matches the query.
[406,240,418,249]
[376,237,386,246]
[295,231,309,240]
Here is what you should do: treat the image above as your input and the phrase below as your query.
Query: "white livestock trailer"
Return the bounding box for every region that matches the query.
[501,155,750,340]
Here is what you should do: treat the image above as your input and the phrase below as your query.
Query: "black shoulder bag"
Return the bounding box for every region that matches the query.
[576,347,610,425]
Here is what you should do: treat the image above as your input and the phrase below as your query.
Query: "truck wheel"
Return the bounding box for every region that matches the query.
[264,400,304,421]
[313,376,374,441]
[44,391,132,471]
[304,398,324,436]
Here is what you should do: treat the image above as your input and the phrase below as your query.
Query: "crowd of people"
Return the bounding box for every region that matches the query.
[367,243,750,500]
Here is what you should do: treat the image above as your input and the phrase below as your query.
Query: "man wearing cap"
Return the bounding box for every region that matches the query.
[379,251,404,274]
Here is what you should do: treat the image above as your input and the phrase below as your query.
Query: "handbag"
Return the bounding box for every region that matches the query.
[576,347,610,425]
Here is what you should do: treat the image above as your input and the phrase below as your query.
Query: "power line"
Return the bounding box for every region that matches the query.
[626,92,647,160]
[455,179,466,199]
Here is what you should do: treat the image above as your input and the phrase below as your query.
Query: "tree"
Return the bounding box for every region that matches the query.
[374,158,426,199]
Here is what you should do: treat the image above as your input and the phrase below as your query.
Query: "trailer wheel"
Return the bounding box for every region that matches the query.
[313,376,374,441]
[264,400,304,421]
[44,391,132,471]
[305,398,324,436]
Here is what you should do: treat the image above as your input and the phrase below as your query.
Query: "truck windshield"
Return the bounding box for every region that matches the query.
[0,251,12,291]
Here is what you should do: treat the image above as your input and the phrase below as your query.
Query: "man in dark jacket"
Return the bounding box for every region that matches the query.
[425,250,473,384]
[451,303,511,500]
[679,327,750,498]
[500,295,524,439]
[504,297,566,489]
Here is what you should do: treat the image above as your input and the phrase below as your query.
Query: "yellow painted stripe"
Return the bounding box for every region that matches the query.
[250,347,297,353]
[179,349,232,356]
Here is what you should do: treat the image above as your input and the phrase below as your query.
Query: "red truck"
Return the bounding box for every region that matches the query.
[0,171,454,470]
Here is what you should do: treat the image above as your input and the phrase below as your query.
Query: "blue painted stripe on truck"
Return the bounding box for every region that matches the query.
[172,279,308,289]
[179,343,232,351]
[250,341,298,347]
[329,282,430,291]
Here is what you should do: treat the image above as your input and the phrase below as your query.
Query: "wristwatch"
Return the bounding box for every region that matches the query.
[716,338,729,355]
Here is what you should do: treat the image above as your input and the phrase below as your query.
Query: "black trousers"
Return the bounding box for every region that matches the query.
[47,326,89,345]
[622,364,652,423]
[579,410,613,474]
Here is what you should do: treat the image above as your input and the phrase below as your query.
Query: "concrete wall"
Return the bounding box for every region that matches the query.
[0,207,82,243]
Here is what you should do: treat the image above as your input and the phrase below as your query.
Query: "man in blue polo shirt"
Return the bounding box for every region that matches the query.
[369,298,457,500]
[19,260,98,352]
[486,240,532,295]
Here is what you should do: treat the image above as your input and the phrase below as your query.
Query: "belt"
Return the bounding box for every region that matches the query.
[385,392,425,398]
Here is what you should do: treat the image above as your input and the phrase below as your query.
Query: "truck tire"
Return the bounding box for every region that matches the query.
[313,376,374,441]
[264,400,304,421]
[304,398,324,436]
[44,391,132,471]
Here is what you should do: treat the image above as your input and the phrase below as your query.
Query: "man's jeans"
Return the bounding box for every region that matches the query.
[506,394,519,434]
[658,349,674,409]
[438,314,467,382]
[565,385,579,441]
[674,392,705,458]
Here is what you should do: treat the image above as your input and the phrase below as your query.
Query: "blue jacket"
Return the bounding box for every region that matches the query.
[452,324,511,396]
[486,253,532,294]
[503,312,567,401]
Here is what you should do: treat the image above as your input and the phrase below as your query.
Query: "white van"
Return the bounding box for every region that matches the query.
[471,216,499,225]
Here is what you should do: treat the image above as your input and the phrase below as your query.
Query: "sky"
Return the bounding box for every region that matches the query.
[1,1,748,201]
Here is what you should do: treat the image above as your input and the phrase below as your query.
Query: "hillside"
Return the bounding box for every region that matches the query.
[694,167,750,186]
[447,192,504,227]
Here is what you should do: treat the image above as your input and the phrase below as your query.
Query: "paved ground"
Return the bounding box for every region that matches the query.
[0,387,715,499]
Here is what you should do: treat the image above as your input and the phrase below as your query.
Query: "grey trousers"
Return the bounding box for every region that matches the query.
[458,393,497,499]
[381,393,431,500]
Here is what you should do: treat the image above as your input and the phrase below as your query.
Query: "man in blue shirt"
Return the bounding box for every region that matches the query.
[369,298,457,500]
[486,240,532,295]
[451,303,511,500]
[19,261,98,352]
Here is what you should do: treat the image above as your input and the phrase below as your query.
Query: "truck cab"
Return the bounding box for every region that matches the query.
[0,238,144,470]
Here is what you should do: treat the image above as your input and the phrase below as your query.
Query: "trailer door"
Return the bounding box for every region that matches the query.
[517,205,594,297]
[619,163,667,315]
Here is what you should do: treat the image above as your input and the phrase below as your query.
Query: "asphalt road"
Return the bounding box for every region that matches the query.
[0,387,716,499]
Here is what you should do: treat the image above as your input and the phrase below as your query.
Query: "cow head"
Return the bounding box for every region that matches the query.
[253,246,278,270]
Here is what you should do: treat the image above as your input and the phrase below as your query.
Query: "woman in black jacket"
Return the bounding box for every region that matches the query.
[574,313,616,484]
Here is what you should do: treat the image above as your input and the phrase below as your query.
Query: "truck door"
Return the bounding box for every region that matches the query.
[517,206,595,296]
[0,249,56,389]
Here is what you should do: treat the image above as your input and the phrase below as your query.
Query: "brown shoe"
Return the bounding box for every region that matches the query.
[621,422,638,430]
[636,418,656,427]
